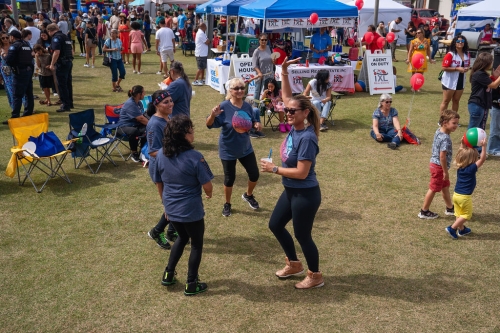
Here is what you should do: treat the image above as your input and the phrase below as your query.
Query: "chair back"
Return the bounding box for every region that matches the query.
[301,77,313,91]
[9,113,49,148]
[69,109,100,141]
[104,104,124,124]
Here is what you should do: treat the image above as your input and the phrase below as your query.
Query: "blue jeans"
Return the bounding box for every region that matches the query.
[253,107,261,123]
[468,102,488,130]
[370,128,401,146]
[312,100,332,119]
[431,39,439,60]
[487,105,500,154]
[98,36,104,55]
[110,58,126,83]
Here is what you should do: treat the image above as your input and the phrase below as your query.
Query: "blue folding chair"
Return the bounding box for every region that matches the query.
[68,109,117,174]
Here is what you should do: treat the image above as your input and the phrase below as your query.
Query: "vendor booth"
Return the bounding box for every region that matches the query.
[347,0,411,45]
[456,0,500,36]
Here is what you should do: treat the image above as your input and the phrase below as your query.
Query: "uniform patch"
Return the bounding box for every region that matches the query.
[53,37,59,42]
[9,46,15,50]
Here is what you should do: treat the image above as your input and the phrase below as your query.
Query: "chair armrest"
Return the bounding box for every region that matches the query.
[100,123,120,130]
[71,129,80,137]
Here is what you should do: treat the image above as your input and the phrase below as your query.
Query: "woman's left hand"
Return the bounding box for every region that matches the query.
[254,122,262,131]
[260,159,275,173]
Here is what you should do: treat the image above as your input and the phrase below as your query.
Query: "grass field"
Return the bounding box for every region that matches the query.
[1,45,500,333]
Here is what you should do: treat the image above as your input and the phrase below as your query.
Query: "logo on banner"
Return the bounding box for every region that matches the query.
[210,66,219,85]
[373,69,389,82]
[333,75,344,83]
[241,73,255,82]
[293,76,302,84]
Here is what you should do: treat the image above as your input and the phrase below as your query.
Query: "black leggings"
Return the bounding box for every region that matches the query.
[154,213,176,235]
[221,152,259,187]
[268,186,321,272]
[77,36,85,54]
[118,125,146,151]
[166,219,205,283]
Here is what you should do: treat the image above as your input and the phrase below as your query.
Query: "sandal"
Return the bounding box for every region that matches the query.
[116,86,124,92]
[39,100,47,105]
[55,100,63,105]
[46,102,53,106]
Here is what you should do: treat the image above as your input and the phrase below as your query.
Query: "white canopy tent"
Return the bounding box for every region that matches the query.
[456,0,499,36]
[348,0,411,45]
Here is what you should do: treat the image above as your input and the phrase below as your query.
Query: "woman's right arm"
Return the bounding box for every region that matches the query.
[206,104,223,127]
[202,181,213,198]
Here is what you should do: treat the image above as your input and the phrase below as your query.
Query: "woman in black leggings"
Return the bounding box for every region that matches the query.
[261,57,324,289]
[154,115,214,296]
[207,77,263,217]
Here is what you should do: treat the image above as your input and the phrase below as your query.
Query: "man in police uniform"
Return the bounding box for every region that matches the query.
[2,30,34,124]
[47,23,74,112]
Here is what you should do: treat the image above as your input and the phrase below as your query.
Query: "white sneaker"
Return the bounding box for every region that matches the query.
[84,63,89,67]
[137,72,142,74]
[156,71,162,75]
[401,88,407,92]
[201,80,205,85]
[79,53,83,57]
[192,80,200,86]
[91,65,95,68]
[82,53,86,57]
[133,70,137,73]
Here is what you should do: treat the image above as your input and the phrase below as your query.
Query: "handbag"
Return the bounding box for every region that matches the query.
[103,53,111,67]
[28,131,66,157]
[401,121,421,145]
[438,70,443,81]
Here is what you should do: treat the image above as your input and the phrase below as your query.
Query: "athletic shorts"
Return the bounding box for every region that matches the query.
[196,56,207,70]
[453,192,473,220]
[160,49,174,63]
[429,163,450,192]
[179,28,186,38]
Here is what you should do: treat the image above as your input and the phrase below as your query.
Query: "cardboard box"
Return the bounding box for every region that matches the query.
[217,43,227,52]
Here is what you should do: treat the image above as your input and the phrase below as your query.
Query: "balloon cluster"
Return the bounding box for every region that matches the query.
[355,0,364,10]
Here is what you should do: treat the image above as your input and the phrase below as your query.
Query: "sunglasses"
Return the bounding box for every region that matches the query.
[260,39,267,41]
[384,100,393,104]
[416,31,423,34]
[1,36,9,40]
[231,86,245,91]
[284,107,302,115]
[456,40,465,44]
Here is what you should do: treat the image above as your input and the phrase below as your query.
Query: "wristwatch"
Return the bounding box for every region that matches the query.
[272,166,279,173]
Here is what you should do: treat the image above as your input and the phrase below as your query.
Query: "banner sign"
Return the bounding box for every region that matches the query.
[265,17,356,30]
[275,64,355,94]
[365,50,394,95]
[229,54,257,98]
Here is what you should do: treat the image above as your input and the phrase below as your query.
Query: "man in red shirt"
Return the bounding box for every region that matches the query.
[361,25,382,54]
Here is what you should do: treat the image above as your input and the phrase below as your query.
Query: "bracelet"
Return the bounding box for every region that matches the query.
[281,72,289,76]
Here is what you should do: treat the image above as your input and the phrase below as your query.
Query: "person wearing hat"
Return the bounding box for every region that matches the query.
[47,23,74,112]
[2,29,34,124]
[18,15,27,29]
[272,39,287,65]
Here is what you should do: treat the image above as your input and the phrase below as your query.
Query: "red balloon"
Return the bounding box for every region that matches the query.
[347,38,355,46]
[386,32,395,43]
[355,0,364,10]
[376,37,386,49]
[310,13,319,25]
[410,73,425,90]
[411,53,425,69]
[363,32,374,44]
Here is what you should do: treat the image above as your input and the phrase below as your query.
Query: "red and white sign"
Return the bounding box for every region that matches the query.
[365,50,394,95]
[265,17,356,30]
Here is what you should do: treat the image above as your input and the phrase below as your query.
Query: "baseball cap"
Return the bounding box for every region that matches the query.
[9,30,22,39]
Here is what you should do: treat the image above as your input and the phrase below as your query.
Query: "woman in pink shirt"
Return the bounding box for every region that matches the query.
[129,21,147,74]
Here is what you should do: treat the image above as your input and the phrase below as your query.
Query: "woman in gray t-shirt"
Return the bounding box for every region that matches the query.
[252,33,274,98]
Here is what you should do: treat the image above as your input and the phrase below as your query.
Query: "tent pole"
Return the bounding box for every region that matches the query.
[373,0,380,26]
[10,0,18,23]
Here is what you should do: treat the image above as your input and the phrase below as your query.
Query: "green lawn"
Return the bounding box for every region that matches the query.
[1,45,500,333]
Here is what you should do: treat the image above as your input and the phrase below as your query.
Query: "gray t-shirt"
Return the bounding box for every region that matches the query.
[430,128,452,169]
[252,47,273,81]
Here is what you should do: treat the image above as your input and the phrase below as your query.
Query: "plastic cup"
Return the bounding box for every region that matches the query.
[261,158,272,163]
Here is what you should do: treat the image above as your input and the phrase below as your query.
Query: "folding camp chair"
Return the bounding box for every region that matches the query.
[259,98,284,131]
[68,109,117,174]
[101,103,132,161]
[5,113,74,193]
[326,92,342,126]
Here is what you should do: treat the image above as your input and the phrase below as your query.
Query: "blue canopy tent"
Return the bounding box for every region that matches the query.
[195,0,219,14]
[209,0,257,16]
[239,0,357,19]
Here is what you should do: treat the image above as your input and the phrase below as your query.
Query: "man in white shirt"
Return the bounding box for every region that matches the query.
[193,23,210,85]
[155,18,176,77]
[57,15,69,36]
[109,10,120,30]
[388,17,402,61]
[24,17,40,48]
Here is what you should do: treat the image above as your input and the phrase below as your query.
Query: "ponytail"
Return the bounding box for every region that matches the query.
[171,61,191,88]
[128,85,144,98]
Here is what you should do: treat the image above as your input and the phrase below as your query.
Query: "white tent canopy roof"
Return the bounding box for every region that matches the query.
[457,0,500,17]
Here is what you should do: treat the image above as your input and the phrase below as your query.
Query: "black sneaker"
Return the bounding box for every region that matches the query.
[166,231,178,242]
[148,228,171,250]
[131,152,141,162]
[249,129,259,138]
[161,270,177,286]
[255,130,266,138]
[387,142,397,150]
[222,203,231,217]
[184,278,208,296]
[418,209,439,219]
[242,192,259,209]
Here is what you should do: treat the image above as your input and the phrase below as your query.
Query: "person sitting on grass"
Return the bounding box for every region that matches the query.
[370,93,403,150]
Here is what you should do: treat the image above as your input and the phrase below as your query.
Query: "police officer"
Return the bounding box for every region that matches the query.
[47,23,74,112]
[2,30,34,124]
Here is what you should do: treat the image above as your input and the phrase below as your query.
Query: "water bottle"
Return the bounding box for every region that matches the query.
[77,131,83,144]
[306,58,309,67]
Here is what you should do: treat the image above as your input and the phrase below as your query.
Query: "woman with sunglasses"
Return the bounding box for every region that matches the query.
[439,35,470,114]
[260,57,324,289]
[0,31,17,111]
[206,78,262,217]
[146,90,178,250]
[406,28,435,90]
[370,93,403,150]
[252,33,274,99]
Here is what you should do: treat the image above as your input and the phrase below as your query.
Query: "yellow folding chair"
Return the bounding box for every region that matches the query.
[5,113,74,193]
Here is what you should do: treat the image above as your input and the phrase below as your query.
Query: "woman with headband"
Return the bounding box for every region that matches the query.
[146,90,178,250]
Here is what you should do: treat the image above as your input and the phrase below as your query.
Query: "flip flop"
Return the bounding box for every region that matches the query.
[39,100,47,105]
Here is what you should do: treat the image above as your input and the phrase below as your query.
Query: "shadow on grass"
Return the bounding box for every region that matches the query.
[205,273,470,304]
[332,118,369,132]
[472,213,500,225]
[459,232,500,240]
[315,207,362,222]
